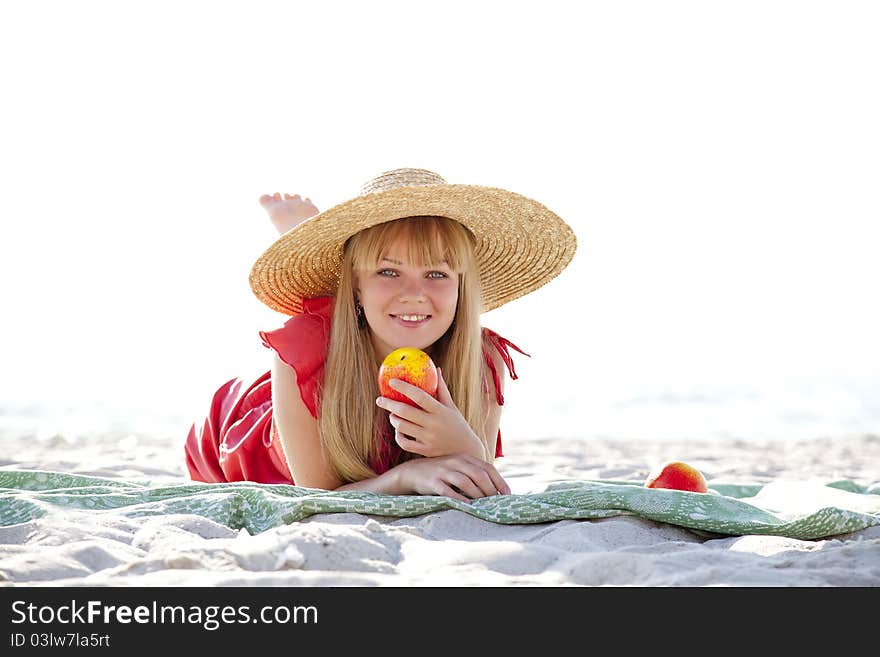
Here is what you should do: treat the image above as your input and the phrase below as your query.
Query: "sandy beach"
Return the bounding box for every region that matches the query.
[1,429,877,587]
[3,0,879,601]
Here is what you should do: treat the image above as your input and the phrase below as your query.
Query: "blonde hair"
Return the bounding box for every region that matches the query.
[319,216,488,483]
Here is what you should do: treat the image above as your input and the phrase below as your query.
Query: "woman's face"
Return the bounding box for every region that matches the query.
[355,233,460,363]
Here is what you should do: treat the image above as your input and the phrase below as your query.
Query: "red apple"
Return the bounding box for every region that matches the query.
[377,347,438,407]
[644,461,709,493]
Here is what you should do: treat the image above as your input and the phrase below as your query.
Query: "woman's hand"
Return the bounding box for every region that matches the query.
[376,368,486,460]
[391,453,511,503]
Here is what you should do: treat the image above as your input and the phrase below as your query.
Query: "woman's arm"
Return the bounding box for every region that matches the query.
[334,471,400,494]
[271,354,344,490]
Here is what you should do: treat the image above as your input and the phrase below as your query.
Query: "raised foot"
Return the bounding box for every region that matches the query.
[259,193,320,235]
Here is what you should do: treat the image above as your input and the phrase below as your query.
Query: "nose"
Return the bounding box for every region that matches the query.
[396,278,427,303]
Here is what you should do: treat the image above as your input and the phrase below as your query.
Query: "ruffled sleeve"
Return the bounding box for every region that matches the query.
[259,296,334,419]
[481,327,530,458]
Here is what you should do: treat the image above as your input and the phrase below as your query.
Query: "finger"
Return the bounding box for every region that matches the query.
[484,464,511,495]
[446,472,486,500]
[460,455,511,495]
[456,460,497,497]
[389,414,424,440]
[433,483,470,504]
[388,379,439,409]
[376,395,428,421]
[475,465,509,497]
[476,460,511,495]
[259,194,273,206]
[455,463,501,497]
[394,429,427,456]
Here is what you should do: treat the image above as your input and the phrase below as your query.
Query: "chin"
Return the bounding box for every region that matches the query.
[391,334,437,352]
[381,326,446,353]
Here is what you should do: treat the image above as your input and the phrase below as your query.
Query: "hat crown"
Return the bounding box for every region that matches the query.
[360,168,447,196]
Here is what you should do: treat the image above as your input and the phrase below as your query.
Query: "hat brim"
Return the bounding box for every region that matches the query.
[249,184,577,315]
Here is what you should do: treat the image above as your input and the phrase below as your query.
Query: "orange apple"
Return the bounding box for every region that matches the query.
[644,461,708,493]
[377,347,439,407]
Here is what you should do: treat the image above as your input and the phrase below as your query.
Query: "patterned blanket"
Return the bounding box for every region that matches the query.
[1,470,878,540]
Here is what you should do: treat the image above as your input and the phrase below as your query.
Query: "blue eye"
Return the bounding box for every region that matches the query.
[427,271,448,279]
[377,269,398,277]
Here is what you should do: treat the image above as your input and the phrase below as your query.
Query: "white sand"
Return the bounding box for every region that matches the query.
[1,430,878,587]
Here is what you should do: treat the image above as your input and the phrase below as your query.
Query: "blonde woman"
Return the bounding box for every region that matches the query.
[185,168,577,503]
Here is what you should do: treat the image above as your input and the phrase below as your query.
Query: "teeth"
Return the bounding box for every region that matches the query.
[398,315,427,322]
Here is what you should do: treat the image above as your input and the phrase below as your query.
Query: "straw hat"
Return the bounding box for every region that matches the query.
[249,167,577,315]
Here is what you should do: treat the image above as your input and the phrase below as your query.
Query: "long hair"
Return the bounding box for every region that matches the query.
[319,216,487,483]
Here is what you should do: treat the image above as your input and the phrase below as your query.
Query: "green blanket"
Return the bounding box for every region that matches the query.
[1,470,878,540]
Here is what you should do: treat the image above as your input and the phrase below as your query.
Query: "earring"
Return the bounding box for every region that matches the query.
[355,299,367,330]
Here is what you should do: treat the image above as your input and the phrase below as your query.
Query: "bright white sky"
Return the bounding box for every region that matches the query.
[1,1,878,433]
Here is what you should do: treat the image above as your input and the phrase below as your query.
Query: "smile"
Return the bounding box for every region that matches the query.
[391,314,431,326]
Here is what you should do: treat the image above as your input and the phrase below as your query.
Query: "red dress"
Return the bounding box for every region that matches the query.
[184,296,528,485]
